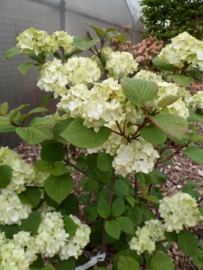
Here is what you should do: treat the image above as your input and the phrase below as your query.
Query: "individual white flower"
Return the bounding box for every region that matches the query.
[16,27,56,56]
[159,192,202,232]
[106,51,138,79]
[0,189,32,225]
[113,139,159,176]
[51,31,74,53]
[37,59,68,98]
[61,57,101,85]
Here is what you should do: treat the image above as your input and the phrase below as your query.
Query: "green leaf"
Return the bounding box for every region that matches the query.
[16,117,54,145]
[40,265,55,270]
[157,95,180,108]
[136,172,153,187]
[105,220,121,240]
[143,195,159,204]
[111,34,126,42]
[164,231,178,242]
[53,118,74,143]
[34,159,52,173]
[116,217,134,235]
[188,110,203,123]
[0,102,8,116]
[140,125,167,147]
[58,258,75,270]
[63,215,78,238]
[21,211,41,236]
[78,193,92,204]
[0,124,15,133]
[178,230,198,255]
[117,255,139,270]
[181,184,200,200]
[73,36,99,50]
[151,170,166,185]
[18,187,41,207]
[60,194,79,215]
[182,145,203,165]
[185,179,199,189]
[83,179,99,192]
[192,249,203,268]
[171,75,194,87]
[61,117,111,148]
[149,113,188,140]
[97,152,113,172]
[97,198,111,219]
[121,78,158,107]
[50,161,69,176]
[40,140,65,162]
[152,57,177,72]
[18,62,35,75]
[41,93,54,108]
[0,165,12,188]
[115,180,129,195]
[112,197,125,217]
[44,173,74,204]
[20,107,48,122]
[85,22,104,37]
[9,104,30,122]
[83,205,98,223]
[0,224,20,239]
[3,47,21,61]
[29,255,44,269]
[0,116,10,126]
[189,134,203,143]
[149,253,174,270]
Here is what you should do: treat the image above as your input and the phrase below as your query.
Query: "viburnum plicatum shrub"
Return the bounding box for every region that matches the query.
[109,25,164,71]
[1,24,203,269]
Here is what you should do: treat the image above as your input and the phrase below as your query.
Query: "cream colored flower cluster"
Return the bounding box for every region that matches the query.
[186,91,203,110]
[61,57,101,86]
[105,51,138,79]
[16,27,56,56]
[112,138,159,177]
[51,31,75,53]
[129,219,165,254]
[158,32,203,70]
[0,212,90,269]
[59,78,126,131]
[37,59,68,98]
[159,192,202,232]
[0,231,37,270]
[0,147,48,225]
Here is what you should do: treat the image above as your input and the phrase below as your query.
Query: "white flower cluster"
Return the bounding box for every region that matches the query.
[129,219,165,254]
[35,211,69,257]
[0,231,37,270]
[0,147,48,225]
[105,51,138,79]
[61,57,101,86]
[51,31,74,53]
[16,27,56,56]
[0,147,36,193]
[0,211,90,269]
[135,69,163,82]
[59,215,91,260]
[158,32,203,70]
[159,192,202,232]
[112,139,159,177]
[186,91,203,110]
[37,59,68,98]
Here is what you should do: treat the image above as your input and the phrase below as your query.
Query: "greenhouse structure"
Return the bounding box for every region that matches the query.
[0,0,144,148]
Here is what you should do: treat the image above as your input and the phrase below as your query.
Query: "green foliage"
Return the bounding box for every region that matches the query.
[21,212,41,236]
[140,125,167,146]
[182,144,203,165]
[149,253,174,270]
[0,165,12,188]
[3,47,21,61]
[105,220,121,240]
[17,62,35,75]
[140,0,203,42]
[178,230,198,255]
[18,187,41,207]
[117,255,139,270]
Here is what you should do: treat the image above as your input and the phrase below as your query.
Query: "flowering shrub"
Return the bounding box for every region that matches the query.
[1,25,203,269]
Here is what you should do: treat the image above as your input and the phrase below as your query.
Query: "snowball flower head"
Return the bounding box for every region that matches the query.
[37,59,68,98]
[113,139,159,176]
[51,31,74,53]
[159,192,202,232]
[106,51,138,79]
[129,219,165,254]
[61,57,101,85]
[16,27,56,55]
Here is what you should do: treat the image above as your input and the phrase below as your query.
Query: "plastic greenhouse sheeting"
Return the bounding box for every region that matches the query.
[0,0,143,148]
